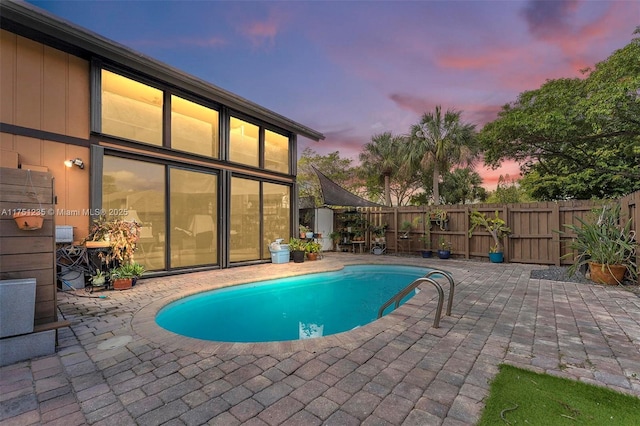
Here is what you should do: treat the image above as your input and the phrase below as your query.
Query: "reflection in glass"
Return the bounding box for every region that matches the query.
[171,95,219,158]
[229,117,259,167]
[230,177,260,262]
[102,156,166,270]
[262,183,290,259]
[170,169,217,267]
[264,130,289,173]
[101,70,163,146]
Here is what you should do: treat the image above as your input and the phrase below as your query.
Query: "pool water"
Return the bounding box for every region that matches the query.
[156,264,430,342]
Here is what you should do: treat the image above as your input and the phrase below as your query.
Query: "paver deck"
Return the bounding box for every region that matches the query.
[2,254,639,425]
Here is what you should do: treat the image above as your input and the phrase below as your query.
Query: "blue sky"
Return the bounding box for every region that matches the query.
[29,0,640,188]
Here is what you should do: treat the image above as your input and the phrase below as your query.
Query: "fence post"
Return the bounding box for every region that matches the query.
[551,202,560,266]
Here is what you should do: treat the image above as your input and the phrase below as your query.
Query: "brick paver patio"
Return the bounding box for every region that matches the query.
[2,254,639,425]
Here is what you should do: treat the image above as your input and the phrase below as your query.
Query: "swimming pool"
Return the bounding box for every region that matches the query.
[156,264,431,342]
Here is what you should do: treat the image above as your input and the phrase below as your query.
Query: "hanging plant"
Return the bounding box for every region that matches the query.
[13,170,45,231]
[13,210,44,231]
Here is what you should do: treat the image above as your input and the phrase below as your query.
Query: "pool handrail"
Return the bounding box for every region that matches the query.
[377,269,454,328]
[423,269,455,316]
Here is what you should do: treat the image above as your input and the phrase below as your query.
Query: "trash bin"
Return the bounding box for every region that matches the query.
[269,241,290,264]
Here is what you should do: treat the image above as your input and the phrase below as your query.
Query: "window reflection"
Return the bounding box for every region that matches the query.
[102,157,166,270]
[264,130,289,173]
[101,70,163,146]
[230,177,260,262]
[171,95,219,158]
[229,117,259,167]
[170,169,217,267]
[263,183,290,259]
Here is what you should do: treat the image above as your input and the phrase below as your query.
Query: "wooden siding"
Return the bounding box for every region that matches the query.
[0,30,90,138]
[1,30,91,241]
[0,168,57,325]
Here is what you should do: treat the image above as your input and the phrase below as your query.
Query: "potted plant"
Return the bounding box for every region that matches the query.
[468,210,512,263]
[329,231,342,251]
[109,263,136,290]
[129,262,146,285]
[400,220,412,239]
[288,237,306,263]
[13,210,45,231]
[305,240,322,261]
[89,269,107,287]
[82,214,141,264]
[370,224,387,243]
[562,204,637,285]
[437,236,452,259]
[418,235,432,258]
[430,208,449,230]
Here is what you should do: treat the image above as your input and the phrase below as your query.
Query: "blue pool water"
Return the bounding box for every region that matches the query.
[156,264,431,342]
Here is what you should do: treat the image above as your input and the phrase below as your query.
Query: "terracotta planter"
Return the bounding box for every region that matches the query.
[13,211,44,231]
[588,262,626,285]
[307,252,319,261]
[112,278,133,290]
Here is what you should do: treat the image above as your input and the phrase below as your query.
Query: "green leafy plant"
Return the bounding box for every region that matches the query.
[419,235,431,249]
[438,236,451,251]
[288,237,306,252]
[400,220,412,238]
[468,210,512,253]
[562,204,637,280]
[110,264,136,280]
[305,240,322,254]
[89,269,106,286]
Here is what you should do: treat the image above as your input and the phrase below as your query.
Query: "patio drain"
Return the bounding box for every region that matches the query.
[97,335,132,350]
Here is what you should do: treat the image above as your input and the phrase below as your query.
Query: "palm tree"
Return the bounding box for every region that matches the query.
[406,106,478,204]
[359,132,404,206]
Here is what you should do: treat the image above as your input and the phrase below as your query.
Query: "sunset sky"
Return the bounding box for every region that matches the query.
[29,0,639,189]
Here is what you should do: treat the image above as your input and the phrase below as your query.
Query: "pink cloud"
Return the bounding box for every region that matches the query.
[234,7,291,49]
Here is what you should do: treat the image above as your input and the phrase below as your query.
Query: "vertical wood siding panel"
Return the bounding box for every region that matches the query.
[0,30,17,124]
[15,135,42,166]
[67,55,90,139]
[15,36,43,130]
[43,46,67,135]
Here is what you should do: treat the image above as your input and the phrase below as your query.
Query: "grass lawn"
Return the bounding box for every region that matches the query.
[478,364,640,425]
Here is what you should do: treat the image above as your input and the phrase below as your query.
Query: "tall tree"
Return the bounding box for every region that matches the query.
[359,132,403,206]
[480,29,640,200]
[406,106,478,204]
[297,148,355,206]
[440,168,487,204]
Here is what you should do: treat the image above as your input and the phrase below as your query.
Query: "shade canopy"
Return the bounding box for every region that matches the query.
[313,166,382,208]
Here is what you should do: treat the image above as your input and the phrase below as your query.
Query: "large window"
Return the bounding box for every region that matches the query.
[229,117,259,167]
[171,95,219,158]
[101,70,163,146]
[102,157,166,271]
[263,183,290,259]
[170,169,217,267]
[230,177,260,262]
[264,130,289,173]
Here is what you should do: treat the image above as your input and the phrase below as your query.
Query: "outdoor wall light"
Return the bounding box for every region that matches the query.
[64,158,84,169]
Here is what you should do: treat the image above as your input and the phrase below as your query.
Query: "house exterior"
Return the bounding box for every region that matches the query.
[0,0,324,274]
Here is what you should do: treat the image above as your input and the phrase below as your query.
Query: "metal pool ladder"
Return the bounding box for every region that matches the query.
[377,269,455,328]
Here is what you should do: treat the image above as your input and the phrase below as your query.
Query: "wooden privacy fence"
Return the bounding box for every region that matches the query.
[355,190,639,272]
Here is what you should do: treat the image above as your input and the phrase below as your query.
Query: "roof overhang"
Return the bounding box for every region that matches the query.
[0,0,325,141]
